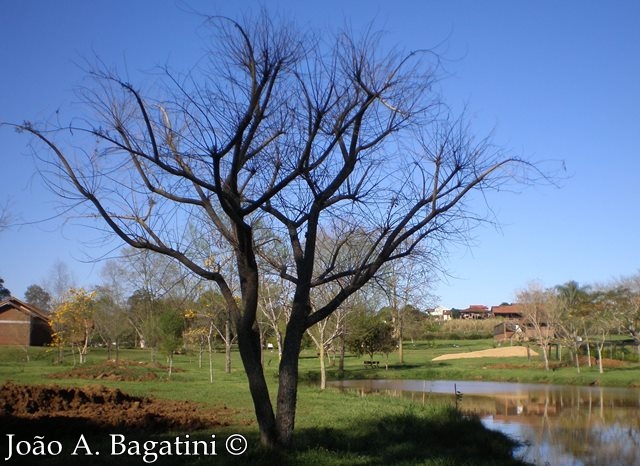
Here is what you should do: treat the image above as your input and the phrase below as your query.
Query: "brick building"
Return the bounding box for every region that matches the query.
[0,297,52,346]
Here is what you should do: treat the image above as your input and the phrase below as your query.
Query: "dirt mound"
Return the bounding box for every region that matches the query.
[432,346,538,361]
[47,360,174,382]
[0,382,231,432]
[575,356,627,369]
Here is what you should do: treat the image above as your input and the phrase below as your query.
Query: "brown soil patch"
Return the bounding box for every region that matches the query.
[574,356,627,369]
[432,346,538,361]
[0,382,234,432]
[47,360,179,382]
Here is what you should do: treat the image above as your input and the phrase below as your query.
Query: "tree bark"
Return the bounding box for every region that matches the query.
[237,320,278,447]
[275,302,307,447]
[225,316,232,374]
[338,323,345,377]
[319,339,326,390]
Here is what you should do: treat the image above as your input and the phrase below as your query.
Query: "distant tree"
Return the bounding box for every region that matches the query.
[258,274,293,362]
[195,288,236,374]
[127,288,164,352]
[183,308,217,382]
[346,312,395,363]
[157,309,185,378]
[24,284,52,311]
[45,261,76,303]
[377,260,412,364]
[0,278,10,300]
[588,289,618,374]
[555,281,592,372]
[93,287,132,360]
[518,283,558,371]
[399,305,428,344]
[50,288,96,364]
[306,300,347,389]
[609,275,640,348]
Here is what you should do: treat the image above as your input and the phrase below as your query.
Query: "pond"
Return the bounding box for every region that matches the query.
[328,379,640,466]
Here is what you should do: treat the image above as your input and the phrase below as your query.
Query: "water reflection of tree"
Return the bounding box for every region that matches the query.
[481,388,640,466]
[433,385,628,464]
[338,382,640,465]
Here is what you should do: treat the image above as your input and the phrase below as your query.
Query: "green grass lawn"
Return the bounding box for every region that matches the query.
[296,338,640,388]
[1,339,639,465]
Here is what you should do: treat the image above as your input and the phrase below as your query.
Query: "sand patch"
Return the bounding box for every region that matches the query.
[432,346,538,361]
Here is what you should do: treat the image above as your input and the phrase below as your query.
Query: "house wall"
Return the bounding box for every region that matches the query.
[0,307,30,346]
[30,318,53,346]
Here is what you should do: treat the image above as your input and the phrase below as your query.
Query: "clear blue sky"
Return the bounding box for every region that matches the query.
[1,1,639,309]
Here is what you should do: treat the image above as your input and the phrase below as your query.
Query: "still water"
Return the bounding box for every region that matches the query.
[328,379,640,466]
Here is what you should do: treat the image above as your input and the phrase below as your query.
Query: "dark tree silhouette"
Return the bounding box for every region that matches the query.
[7,12,540,448]
[0,278,10,300]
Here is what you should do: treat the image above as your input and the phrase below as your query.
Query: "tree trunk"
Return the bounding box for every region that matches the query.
[338,323,345,377]
[319,342,326,390]
[237,320,278,447]
[275,303,307,448]
[225,316,232,373]
[208,322,214,384]
[597,331,606,374]
[597,344,604,374]
[541,342,550,371]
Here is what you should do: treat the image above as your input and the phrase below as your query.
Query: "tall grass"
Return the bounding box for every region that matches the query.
[424,318,499,340]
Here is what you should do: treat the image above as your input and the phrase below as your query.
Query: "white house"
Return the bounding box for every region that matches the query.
[428,306,451,321]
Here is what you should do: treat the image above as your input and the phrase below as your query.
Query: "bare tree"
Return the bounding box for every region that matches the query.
[555,281,592,372]
[610,275,640,348]
[518,283,558,371]
[45,260,76,304]
[9,13,539,447]
[307,290,349,389]
[259,273,292,361]
[196,287,236,374]
[377,257,433,363]
[116,247,201,349]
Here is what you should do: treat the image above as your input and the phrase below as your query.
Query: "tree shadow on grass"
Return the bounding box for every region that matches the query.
[1,408,528,466]
[245,407,528,466]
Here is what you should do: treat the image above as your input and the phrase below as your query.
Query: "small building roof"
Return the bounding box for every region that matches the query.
[491,303,524,316]
[0,297,50,322]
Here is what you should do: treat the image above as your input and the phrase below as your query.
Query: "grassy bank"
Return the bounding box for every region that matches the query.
[0,344,529,465]
[2,338,639,464]
[298,339,640,388]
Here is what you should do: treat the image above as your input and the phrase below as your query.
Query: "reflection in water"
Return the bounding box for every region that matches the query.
[329,380,640,466]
